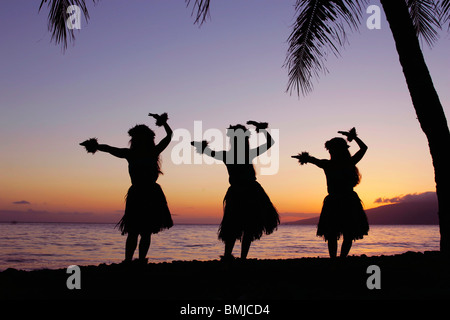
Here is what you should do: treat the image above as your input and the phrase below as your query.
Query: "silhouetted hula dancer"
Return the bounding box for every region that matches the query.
[293,128,369,258]
[192,121,280,261]
[80,113,173,264]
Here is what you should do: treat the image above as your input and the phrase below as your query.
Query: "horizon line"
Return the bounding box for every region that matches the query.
[0,220,438,226]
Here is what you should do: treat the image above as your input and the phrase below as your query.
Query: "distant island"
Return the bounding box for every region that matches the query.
[284,191,438,225]
[0,191,439,225]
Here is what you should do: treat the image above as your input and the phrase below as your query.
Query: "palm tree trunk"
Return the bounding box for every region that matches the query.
[380,0,450,253]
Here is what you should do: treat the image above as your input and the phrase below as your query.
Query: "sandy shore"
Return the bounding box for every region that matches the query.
[1,251,449,304]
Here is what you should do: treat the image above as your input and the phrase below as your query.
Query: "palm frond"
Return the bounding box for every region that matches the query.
[186,0,211,25]
[406,0,441,48]
[39,0,95,50]
[438,0,450,29]
[284,0,367,96]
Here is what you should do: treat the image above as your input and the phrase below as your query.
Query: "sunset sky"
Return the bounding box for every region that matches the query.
[1,0,449,224]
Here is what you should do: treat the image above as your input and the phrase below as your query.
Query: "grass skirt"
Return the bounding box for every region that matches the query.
[317,191,369,241]
[117,183,173,235]
[218,181,279,242]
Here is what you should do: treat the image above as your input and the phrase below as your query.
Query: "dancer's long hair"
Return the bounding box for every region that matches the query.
[128,124,162,175]
[325,137,361,186]
[227,124,251,162]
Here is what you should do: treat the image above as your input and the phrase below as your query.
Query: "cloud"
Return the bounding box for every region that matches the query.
[374,196,401,204]
[12,200,31,205]
[374,191,436,204]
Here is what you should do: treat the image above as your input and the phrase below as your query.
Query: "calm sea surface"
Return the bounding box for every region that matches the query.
[0,223,440,271]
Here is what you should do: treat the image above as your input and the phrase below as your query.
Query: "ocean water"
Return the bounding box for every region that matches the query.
[0,223,440,271]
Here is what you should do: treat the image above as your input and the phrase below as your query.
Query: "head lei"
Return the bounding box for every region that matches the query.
[128,124,155,139]
[324,137,349,151]
[226,124,250,137]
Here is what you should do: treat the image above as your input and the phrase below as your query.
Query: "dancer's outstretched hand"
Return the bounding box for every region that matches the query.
[191,140,209,153]
[149,112,169,126]
[291,151,310,165]
[80,138,99,154]
[338,127,357,142]
[246,120,268,132]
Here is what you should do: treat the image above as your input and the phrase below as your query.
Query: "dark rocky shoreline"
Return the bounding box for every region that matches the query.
[1,251,449,302]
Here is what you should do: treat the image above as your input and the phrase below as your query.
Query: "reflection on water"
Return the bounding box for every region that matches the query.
[0,223,440,271]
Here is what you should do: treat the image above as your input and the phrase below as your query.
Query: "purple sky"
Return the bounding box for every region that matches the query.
[0,0,449,223]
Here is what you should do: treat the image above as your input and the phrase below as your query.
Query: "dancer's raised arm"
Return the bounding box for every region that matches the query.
[247,121,275,158]
[338,127,367,165]
[149,113,173,154]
